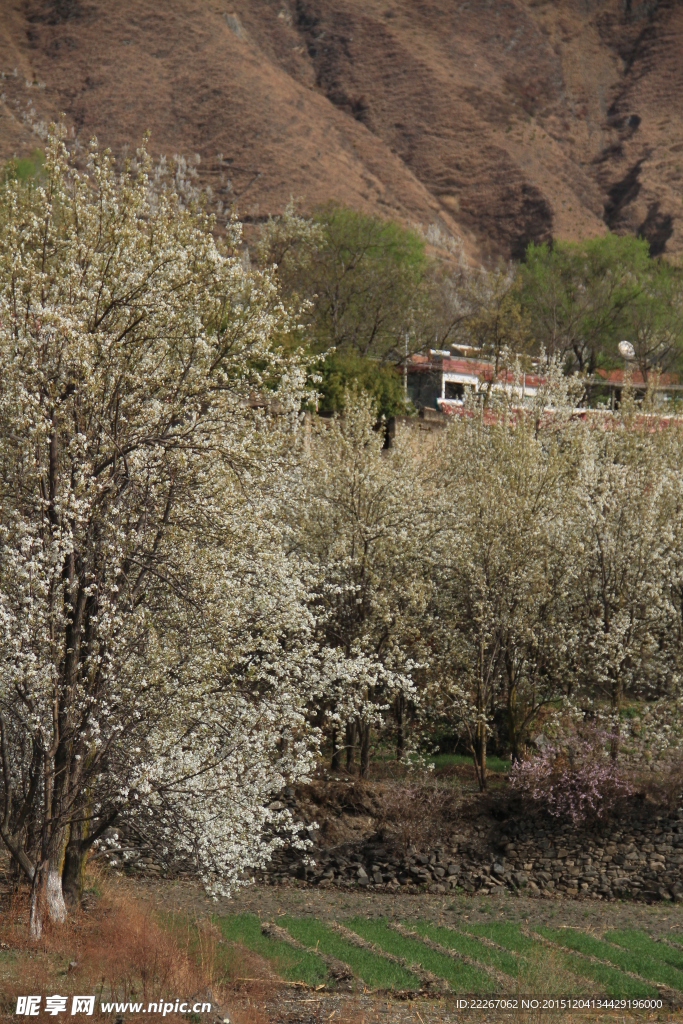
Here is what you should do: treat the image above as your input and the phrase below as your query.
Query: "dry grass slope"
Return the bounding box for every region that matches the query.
[0,1,681,259]
[0,871,265,1024]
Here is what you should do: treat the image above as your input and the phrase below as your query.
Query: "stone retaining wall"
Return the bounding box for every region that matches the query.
[103,787,683,903]
[265,804,683,903]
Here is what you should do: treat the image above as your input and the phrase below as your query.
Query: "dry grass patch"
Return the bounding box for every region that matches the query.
[0,871,268,1024]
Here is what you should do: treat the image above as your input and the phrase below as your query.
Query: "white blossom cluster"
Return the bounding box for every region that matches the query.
[279,394,423,773]
[423,366,683,787]
[0,126,317,930]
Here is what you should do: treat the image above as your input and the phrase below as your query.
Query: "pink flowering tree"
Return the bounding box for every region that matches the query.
[509,733,633,823]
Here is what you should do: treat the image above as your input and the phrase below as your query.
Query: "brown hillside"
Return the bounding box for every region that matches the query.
[0,0,681,259]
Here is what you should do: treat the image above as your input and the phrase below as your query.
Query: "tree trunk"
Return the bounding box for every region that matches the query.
[330,727,341,771]
[29,865,45,940]
[507,677,519,764]
[474,716,487,792]
[472,637,487,792]
[47,862,67,923]
[395,694,405,760]
[345,721,355,771]
[28,858,66,937]
[359,721,370,778]
[610,675,621,761]
[62,835,89,909]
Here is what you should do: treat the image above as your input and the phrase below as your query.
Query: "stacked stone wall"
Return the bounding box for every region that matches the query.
[265,803,683,903]
[99,786,683,903]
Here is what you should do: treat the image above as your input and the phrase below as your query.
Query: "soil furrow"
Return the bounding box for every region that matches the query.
[260,920,355,988]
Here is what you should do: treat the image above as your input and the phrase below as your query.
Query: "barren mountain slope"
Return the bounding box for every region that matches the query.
[0,0,681,258]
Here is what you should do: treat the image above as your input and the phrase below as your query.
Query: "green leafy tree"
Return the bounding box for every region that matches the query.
[258,204,431,417]
[627,261,683,381]
[2,148,45,185]
[520,235,653,373]
[317,351,408,419]
[307,205,428,361]
[424,262,532,386]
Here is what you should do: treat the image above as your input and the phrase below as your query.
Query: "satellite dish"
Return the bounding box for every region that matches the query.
[618,340,636,360]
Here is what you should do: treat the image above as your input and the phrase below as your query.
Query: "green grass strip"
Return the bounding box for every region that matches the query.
[430,753,510,773]
[413,921,524,978]
[462,923,657,999]
[281,917,419,991]
[462,922,539,954]
[538,927,683,993]
[216,913,328,987]
[345,917,497,994]
[606,930,683,972]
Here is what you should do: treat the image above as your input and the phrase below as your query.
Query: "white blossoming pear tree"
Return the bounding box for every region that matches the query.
[283,392,421,773]
[569,387,676,759]
[0,127,317,937]
[424,365,588,788]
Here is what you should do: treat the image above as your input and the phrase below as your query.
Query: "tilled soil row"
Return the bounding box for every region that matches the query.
[260,921,355,988]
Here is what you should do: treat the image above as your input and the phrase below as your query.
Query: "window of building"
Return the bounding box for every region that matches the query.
[444,381,466,401]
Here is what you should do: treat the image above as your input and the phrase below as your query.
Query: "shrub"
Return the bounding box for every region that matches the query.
[509,736,632,823]
[375,779,462,852]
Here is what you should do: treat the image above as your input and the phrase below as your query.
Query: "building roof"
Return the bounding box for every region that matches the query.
[594,367,679,386]
[408,353,680,390]
[407,353,546,389]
